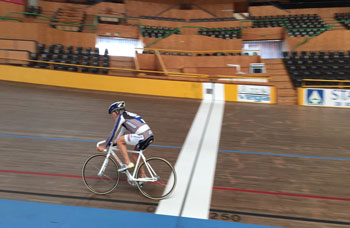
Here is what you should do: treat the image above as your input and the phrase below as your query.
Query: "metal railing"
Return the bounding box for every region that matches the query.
[302,79,350,88]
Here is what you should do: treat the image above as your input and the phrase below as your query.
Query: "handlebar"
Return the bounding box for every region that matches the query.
[96,140,106,147]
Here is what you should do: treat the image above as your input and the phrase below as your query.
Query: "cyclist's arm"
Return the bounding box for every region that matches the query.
[116,126,126,139]
[104,114,124,147]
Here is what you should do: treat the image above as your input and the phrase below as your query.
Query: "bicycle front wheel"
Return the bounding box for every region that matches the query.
[136,157,176,200]
[82,154,120,194]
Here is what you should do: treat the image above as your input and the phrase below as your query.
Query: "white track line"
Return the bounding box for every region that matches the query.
[156,99,212,216]
[181,100,225,218]
[156,83,225,219]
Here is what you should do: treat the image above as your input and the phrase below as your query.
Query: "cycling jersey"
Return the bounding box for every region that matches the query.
[104,111,153,147]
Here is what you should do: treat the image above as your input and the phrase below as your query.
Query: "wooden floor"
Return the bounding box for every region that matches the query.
[0,81,349,228]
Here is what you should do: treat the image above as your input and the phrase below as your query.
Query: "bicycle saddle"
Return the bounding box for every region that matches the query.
[137,135,154,151]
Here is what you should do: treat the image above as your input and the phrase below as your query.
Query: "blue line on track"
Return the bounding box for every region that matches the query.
[218,149,350,161]
[0,133,349,160]
[0,134,97,143]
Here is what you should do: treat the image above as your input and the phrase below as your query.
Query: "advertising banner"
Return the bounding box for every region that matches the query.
[300,88,350,108]
[237,85,272,103]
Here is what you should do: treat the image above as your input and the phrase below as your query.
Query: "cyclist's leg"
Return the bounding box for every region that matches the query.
[124,134,146,176]
[131,152,146,178]
[116,136,132,165]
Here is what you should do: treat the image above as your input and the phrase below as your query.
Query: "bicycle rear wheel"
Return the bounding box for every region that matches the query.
[136,157,176,200]
[82,154,120,194]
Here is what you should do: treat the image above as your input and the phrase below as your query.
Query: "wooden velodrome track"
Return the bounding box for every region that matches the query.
[0,80,349,228]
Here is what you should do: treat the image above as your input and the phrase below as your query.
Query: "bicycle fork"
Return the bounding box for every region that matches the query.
[98,154,111,177]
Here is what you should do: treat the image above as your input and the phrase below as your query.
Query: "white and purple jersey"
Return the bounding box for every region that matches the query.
[104,111,153,146]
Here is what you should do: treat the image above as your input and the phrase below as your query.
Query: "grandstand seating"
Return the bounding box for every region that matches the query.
[140,25,180,38]
[140,15,185,22]
[335,13,350,29]
[251,14,328,37]
[283,50,350,87]
[30,43,109,74]
[197,27,241,39]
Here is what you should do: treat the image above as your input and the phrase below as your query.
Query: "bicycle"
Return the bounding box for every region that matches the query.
[82,137,177,200]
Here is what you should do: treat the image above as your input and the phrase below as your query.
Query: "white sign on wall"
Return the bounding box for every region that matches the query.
[237,85,271,103]
[303,88,350,108]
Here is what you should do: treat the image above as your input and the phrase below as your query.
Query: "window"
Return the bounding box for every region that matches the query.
[95,37,143,57]
[242,40,283,59]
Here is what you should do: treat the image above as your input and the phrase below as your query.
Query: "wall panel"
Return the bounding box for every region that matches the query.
[143,34,242,51]
[97,24,139,38]
[242,27,285,41]
[285,30,350,52]
[0,22,96,47]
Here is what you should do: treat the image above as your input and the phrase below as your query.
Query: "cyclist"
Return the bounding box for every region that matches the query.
[97,101,153,174]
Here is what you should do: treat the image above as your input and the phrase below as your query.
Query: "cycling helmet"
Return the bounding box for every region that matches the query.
[108,101,125,114]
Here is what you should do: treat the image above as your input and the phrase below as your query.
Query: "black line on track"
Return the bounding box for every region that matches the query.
[0,189,158,207]
[2,189,349,226]
[210,208,350,226]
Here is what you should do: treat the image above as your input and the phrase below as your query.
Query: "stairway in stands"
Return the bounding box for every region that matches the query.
[263,59,297,105]
[322,15,344,30]
[109,57,137,77]
[82,14,97,33]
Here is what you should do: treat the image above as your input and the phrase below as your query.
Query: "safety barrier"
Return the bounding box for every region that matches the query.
[0,56,270,83]
[0,57,276,104]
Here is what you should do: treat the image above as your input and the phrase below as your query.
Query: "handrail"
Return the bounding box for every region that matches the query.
[137,48,261,54]
[302,79,350,88]
[0,16,22,22]
[217,75,270,79]
[0,56,209,78]
[0,56,271,82]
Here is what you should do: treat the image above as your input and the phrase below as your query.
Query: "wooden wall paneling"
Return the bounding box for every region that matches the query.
[201,3,233,18]
[0,50,6,64]
[0,50,28,65]
[162,9,213,19]
[139,19,185,28]
[0,2,25,20]
[125,0,172,17]
[242,27,285,41]
[136,53,157,70]
[0,22,96,48]
[249,5,350,18]
[143,34,242,51]
[0,40,15,50]
[187,67,245,75]
[0,22,38,41]
[38,1,88,13]
[15,40,36,52]
[289,7,350,18]
[8,50,28,65]
[179,27,197,35]
[162,55,259,69]
[285,30,350,52]
[85,2,126,15]
[249,6,289,17]
[97,24,139,38]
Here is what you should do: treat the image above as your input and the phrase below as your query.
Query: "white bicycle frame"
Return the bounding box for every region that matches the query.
[96,140,158,185]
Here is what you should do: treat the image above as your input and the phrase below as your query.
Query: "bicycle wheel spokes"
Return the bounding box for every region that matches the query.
[136,157,176,200]
[82,154,120,194]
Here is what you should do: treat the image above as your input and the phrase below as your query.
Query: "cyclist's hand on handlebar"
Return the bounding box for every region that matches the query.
[97,145,105,152]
